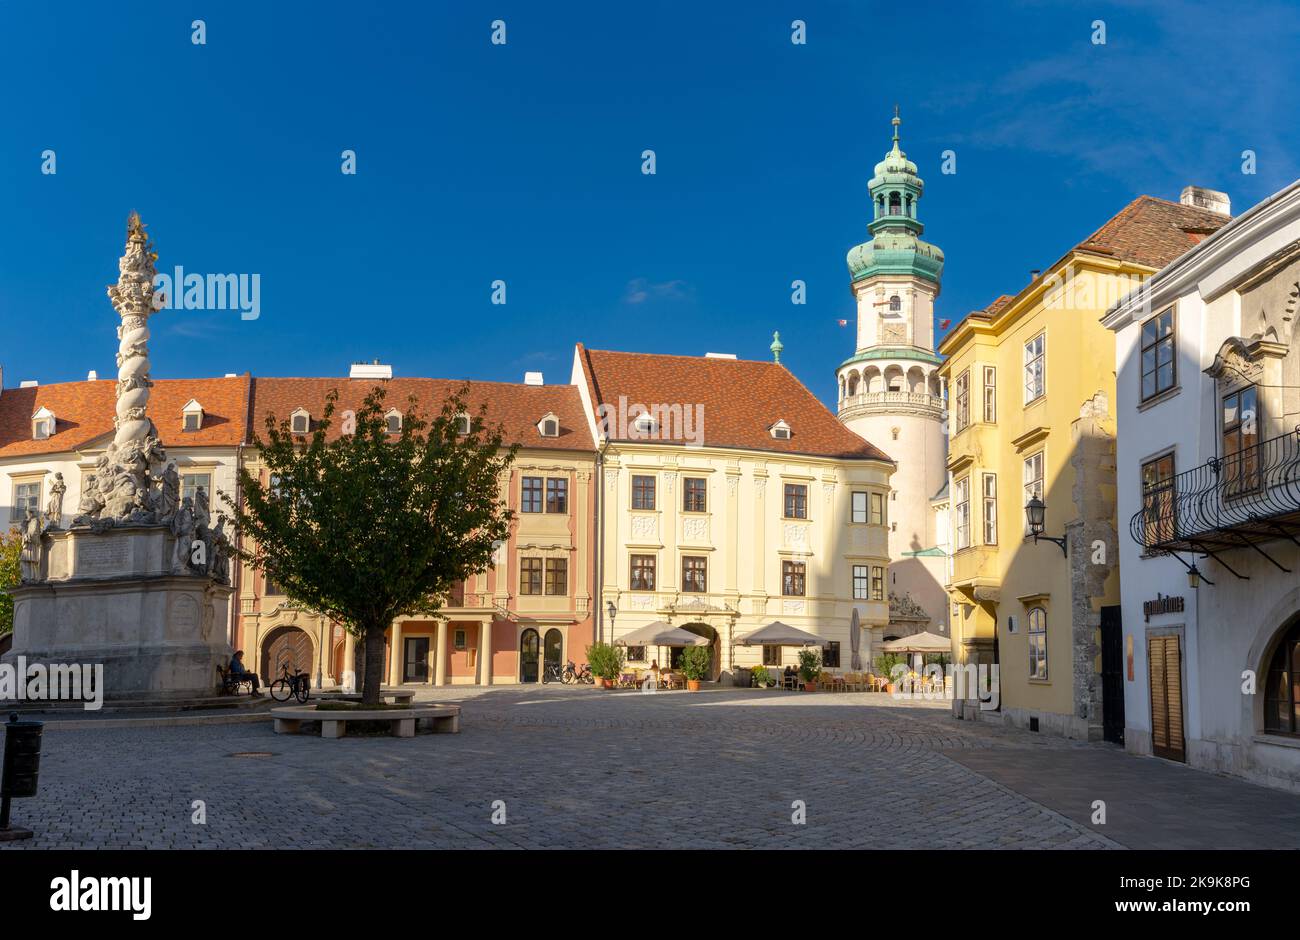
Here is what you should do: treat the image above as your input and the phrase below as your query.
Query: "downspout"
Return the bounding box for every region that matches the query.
[595,439,608,644]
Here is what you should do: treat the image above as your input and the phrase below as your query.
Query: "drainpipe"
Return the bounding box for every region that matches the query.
[595,441,606,644]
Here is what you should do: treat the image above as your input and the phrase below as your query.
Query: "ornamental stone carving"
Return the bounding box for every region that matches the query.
[681,516,709,542]
[782,522,810,551]
[630,514,658,540]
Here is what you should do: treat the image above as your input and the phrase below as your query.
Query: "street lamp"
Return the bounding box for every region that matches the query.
[606,601,617,643]
[1024,496,1067,556]
[1187,562,1202,590]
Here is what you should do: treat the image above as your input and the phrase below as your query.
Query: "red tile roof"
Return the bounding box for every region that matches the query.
[575,345,893,462]
[248,377,594,451]
[0,376,251,458]
[1075,195,1229,268]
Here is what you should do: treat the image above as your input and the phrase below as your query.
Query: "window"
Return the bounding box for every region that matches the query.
[871,566,885,601]
[182,472,211,504]
[1024,333,1045,403]
[1141,453,1176,547]
[1023,452,1044,534]
[630,554,656,591]
[291,410,310,434]
[546,478,568,514]
[954,476,970,550]
[823,642,841,668]
[982,473,997,545]
[889,294,901,312]
[540,418,559,437]
[453,629,467,650]
[626,646,647,662]
[521,476,543,513]
[32,408,55,440]
[763,645,782,667]
[631,475,656,510]
[265,576,284,596]
[1263,619,1300,736]
[982,366,997,423]
[783,483,808,519]
[1027,607,1048,679]
[770,421,792,441]
[385,412,402,435]
[682,556,707,593]
[782,561,806,596]
[183,411,202,432]
[851,492,868,523]
[1141,307,1176,401]
[1222,386,1259,496]
[13,481,40,521]
[954,369,970,432]
[683,478,707,512]
[870,492,885,526]
[519,557,543,595]
[852,565,869,600]
[455,413,471,435]
[545,558,567,595]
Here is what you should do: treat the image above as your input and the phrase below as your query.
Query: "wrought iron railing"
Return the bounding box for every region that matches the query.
[1130,426,1300,554]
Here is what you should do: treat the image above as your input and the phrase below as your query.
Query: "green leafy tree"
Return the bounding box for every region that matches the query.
[0,527,20,637]
[226,385,516,704]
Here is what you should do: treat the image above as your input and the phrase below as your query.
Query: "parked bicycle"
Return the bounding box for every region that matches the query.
[561,660,593,685]
[543,662,564,683]
[270,663,311,703]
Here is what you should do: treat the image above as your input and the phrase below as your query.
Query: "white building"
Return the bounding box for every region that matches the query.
[1104,182,1300,792]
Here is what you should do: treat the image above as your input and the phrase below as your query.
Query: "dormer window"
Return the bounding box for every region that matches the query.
[32,407,55,440]
[384,408,402,435]
[182,399,204,433]
[455,413,471,435]
[537,412,560,438]
[770,419,792,441]
[290,408,311,435]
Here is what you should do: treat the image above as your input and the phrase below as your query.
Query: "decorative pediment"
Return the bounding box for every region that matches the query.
[888,590,930,624]
[1204,335,1288,388]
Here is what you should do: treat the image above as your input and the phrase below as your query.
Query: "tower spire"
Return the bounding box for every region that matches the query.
[892,104,901,145]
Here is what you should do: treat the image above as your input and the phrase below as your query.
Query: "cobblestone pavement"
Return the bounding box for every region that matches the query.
[1,685,1293,850]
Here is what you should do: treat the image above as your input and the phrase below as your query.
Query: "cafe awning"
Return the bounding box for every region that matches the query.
[615,621,709,648]
[736,621,823,647]
[880,630,950,654]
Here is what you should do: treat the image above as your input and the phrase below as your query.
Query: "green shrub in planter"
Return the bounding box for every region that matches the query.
[678,646,711,681]
[797,648,822,683]
[586,642,625,681]
[873,653,905,685]
[751,665,771,688]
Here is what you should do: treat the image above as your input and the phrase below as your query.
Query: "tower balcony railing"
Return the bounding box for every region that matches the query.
[838,389,946,419]
[1130,426,1300,567]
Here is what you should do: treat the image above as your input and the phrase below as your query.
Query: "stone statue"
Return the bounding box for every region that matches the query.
[45,472,66,527]
[155,461,180,524]
[208,514,231,583]
[72,474,105,527]
[193,485,211,531]
[19,510,43,582]
[171,496,196,572]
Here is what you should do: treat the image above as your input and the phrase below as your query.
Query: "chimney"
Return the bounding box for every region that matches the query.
[349,361,393,380]
[704,352,737,359]
[19,380,37,388]
[524,371,544,386]
[1029,269,1041,282]
[224,373,237,378]
[87,370,99,381]
[1180,185,1231,217]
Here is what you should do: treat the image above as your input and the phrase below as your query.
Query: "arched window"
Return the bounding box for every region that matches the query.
[875,195,885,219]
[1264,619,1300,735]
[888,192,902,216]
[889,295,901,312]
[1027,607,1048,680]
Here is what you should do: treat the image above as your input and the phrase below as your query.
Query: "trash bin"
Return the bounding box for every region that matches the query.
[0,712,43,840]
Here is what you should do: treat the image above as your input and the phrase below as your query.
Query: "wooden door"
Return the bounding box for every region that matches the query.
[1148,634,1185,762]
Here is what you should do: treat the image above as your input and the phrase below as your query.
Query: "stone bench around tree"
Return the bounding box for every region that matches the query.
[315,689,418,705]
[271,704,460,739]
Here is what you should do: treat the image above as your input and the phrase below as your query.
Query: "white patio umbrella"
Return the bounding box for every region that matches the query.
[849,608,862,671]
[614,621,709,648]
[735,621,823,647]
[880,630,950,654]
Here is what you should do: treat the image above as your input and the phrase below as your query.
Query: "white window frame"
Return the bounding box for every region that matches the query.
[1027,606,1048,680]
[954,369,970,432]
[982,472,998,545]
[852,564,869,600]
[1023,452,1044,535]
[982,366,997,423]
[12,480,41,522]
[851,491,868,524]
[954,476,970,550]
[1024,333,1045,404]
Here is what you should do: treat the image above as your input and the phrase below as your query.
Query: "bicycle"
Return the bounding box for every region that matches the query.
[543,662,564,683]
[270,663,311,703]
[561,660,593,685]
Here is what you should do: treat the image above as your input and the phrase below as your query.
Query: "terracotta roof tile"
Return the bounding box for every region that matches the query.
[1075,195,1230,268]
[249,377,593,451]
[576,345,892,462]
[0,376,251,458]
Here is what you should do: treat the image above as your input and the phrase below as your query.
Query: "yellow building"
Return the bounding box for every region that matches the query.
[573,344,894,679]
[940,194,1229,739]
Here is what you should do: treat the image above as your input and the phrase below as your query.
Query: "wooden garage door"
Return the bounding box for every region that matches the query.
[1148,634,1185,762]
[263,628,313,681]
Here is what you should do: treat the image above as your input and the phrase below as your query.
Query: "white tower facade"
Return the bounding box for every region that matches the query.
[836,112,949,638]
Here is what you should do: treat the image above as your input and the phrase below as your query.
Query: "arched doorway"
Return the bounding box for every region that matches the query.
[520,628,540,683]
[542,629,563,683]
[262,626,314,683]
[673,623,720,681]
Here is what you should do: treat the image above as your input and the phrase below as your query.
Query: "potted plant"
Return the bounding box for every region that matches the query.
[873,653,905,694]
[586,642,624,689]
[797,648,822,692]
[678,646,711,691]
[751,664,771,689]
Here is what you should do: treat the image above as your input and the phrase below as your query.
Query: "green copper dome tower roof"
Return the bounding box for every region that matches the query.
[846,108,945,285]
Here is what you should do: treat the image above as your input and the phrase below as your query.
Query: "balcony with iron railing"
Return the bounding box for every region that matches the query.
[838,389,946,421]
[1130,426,1300,572]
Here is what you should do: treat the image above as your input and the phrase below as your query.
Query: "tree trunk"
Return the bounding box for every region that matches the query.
[361,622,387,705]
[352,632,366,692]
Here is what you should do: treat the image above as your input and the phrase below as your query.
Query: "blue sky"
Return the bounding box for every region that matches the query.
[2,0,1297,408]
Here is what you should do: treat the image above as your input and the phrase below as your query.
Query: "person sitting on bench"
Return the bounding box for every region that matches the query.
[229,650,260,693]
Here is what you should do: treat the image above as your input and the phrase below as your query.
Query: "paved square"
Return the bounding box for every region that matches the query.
[1,686,1296,849]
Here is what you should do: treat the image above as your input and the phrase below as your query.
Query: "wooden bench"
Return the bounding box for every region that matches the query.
[271,704,460,739]
[217,664,256,696]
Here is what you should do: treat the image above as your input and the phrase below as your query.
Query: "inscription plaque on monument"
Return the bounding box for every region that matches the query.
[76,539,130,574]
